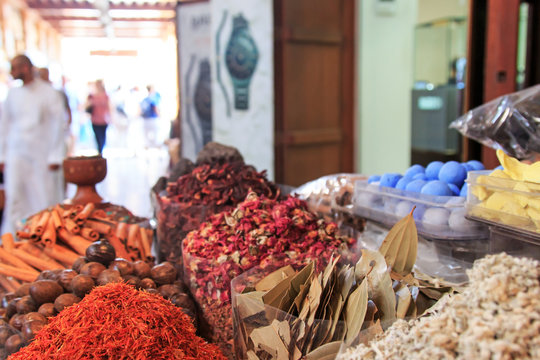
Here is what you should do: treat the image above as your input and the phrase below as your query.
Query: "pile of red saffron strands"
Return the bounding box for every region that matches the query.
[8,282,226,360]
[182,192,355,356]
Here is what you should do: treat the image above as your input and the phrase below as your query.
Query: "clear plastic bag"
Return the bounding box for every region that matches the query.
[293,174,368,232]
[450,84,540,160]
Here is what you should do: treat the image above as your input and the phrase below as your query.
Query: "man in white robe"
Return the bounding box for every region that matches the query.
[0,54,66,234]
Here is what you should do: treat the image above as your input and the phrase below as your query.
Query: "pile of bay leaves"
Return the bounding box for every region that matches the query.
[232,209,455,360]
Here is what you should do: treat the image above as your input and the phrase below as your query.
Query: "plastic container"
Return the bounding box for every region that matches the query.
[353,179,488,241]
[466,170,540,235]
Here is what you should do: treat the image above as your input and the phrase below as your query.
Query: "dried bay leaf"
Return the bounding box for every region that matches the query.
[378,208,418,276]
[262,273,294,309]
[256,265,295,292]
[236,291,266,320]
[395,284,412,319]
[355,249,396,329]
[250,322,289,359]
[345,278,368,345]
[305,341,342,360]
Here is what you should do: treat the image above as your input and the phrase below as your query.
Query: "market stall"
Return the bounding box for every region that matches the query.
[0,124,538,359]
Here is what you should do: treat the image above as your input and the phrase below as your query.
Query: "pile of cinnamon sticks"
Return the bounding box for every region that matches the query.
[0,203,153,292]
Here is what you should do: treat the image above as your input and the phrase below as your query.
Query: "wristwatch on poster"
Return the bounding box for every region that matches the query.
[225,13,259,110]
[194,59,212,145]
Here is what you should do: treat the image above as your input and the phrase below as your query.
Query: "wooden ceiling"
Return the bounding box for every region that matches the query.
[24,0,177,38]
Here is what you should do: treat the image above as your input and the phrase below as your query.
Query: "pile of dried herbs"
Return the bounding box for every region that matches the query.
[8,282,226,360]
[183,192,356,356]
[338,252,540,360]
[232,209,453,360]
[155,161,280,266]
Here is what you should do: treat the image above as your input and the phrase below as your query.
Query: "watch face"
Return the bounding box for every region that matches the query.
[225,31,259,80]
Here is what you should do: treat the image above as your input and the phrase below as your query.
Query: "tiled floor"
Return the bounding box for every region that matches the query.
[67,115,171,219]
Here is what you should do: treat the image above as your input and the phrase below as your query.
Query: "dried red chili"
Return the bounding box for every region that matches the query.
[8,282,226,360]
[155,161,280,268]
[182,192,355,356]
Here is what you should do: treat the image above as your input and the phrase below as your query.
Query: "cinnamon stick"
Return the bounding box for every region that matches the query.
[1,233,15,251]
[15,231,32,240]
[80,227,99,242]
[107,234,130,260]
[0,275,18,293]
[64,218,81,234]
[127,224,140,251]
[50,209,64,231]
[41,217,57,247]
[58,229,92,255]
[12,248,64,271]
[91,209,108,219]
[74,203,95,225]
[115,222,128,241]
[69,204,84,219]
[139,227,151,259]
[43,245,79,266]
[85,220,112,235]
[34,211,51,238]
[0,246,38,273]
[0,263,39,282]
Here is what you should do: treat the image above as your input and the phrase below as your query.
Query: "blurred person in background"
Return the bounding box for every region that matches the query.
[140,84,161,147]
[85,79,111,154]
[39,67,74,156]
[0,54,66,234]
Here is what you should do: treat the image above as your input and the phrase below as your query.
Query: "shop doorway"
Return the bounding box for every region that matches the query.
[273,0,355,186]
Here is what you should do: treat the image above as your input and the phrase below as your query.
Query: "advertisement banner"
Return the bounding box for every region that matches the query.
[210,0,274,179]
[178,1,212,161]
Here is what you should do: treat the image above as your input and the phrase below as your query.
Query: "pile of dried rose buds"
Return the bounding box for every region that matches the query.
[183,192,355,304]
[155,161,280,265]
[182,192,356,356]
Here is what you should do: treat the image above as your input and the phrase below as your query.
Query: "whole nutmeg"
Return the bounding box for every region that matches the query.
[54,294,81,313]
[133,261,151,279]
[150,262,177,285]
[72,257,88,273]
[22,320,45,343]
[145,288,159,295]
[37,269,62,282]
[29,280,64,306]
[6,298,20,319]
[122,275,140,288]
[71,274,95,298]
[5,333,24,355]
[96,269,122,286]
[79,262,106,281]
[170,292,196,314]
[2,293,16,309]
[139,278,156,290]
[0,325,18,346]
[16,296,36,315]
[58,269,78,292]
[158,284,182,300]
[37,303,56,318]
[22,312,47,325]
[8,314,24,331]
[110,258,134,276]
[14,283,32,298]
[85,240,116,266]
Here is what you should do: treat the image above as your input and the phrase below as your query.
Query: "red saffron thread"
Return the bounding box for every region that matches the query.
[8,282,227,360]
